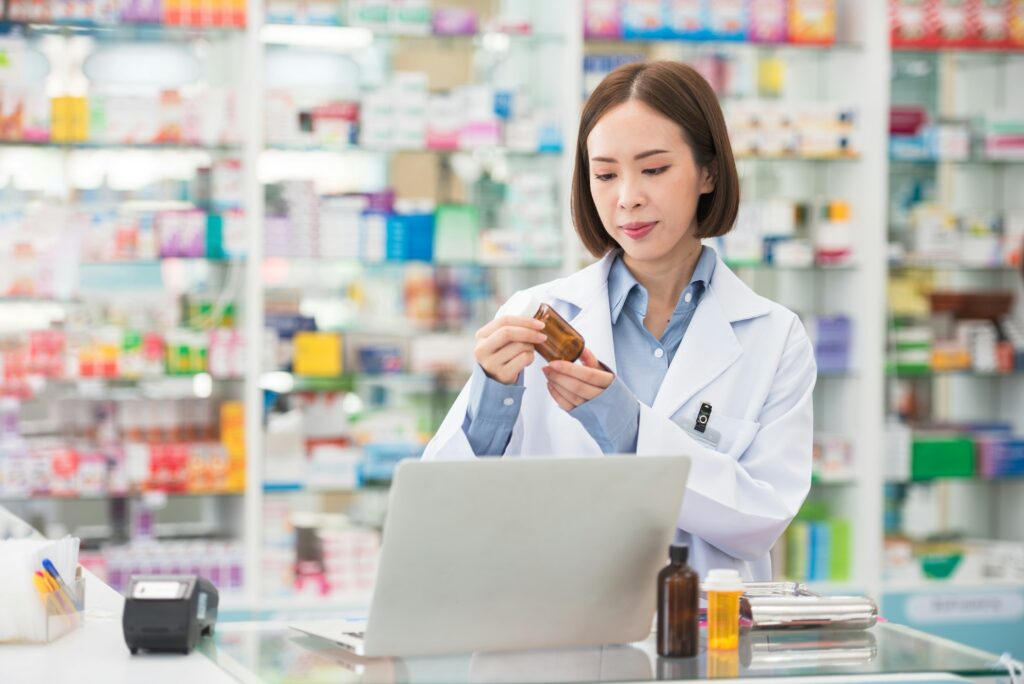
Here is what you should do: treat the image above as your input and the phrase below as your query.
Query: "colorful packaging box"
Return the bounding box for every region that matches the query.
[975,0,1012,48]
[294,331,343,378]
[623,0,670,39]
[1012,0,1024,45]
[748,0,788,42]
[787,0,835,44]
[707,0,747,40]
[935,0,975,47]
[584,0,623,38]
[664,0,706,39]
[891,0,941,47]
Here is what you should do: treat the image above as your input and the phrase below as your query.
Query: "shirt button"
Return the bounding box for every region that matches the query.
[683,291,693,303]
[654,348,665,359]
[502,397,515,407]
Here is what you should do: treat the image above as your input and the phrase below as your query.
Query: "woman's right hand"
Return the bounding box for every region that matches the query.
[474,316,547,385]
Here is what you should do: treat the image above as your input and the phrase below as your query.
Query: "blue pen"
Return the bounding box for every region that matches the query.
[43,559,81,610]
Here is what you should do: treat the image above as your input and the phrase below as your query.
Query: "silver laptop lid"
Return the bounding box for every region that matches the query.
[363,455,691,656]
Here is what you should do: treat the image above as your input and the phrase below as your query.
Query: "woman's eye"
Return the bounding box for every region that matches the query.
[643,165,670,176]
[593,173,615,182]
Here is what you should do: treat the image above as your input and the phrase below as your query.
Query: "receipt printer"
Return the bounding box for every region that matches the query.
[123,576,219,655]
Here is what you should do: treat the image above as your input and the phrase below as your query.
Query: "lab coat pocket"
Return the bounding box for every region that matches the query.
[675,409,760,459]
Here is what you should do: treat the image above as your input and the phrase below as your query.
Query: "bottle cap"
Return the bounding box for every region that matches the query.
[669,544,688,564]
[704,568,743,592]
[503,290,542,319]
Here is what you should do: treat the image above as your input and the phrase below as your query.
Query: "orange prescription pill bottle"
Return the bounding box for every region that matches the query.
[504,291,585,363]
[705,568,744,650]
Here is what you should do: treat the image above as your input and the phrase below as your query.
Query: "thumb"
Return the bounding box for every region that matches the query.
[579,347,600,368]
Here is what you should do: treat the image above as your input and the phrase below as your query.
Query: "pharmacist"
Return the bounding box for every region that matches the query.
[423,61,815,582]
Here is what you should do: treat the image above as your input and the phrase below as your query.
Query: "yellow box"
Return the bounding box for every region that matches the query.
[51,97,70,142]
[787,0,835,44]
[293,331,343,377]
[1012,0,1024,47]
[70,97,88,142]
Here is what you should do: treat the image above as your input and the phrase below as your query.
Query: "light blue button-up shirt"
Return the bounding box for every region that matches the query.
[463,246,717,455]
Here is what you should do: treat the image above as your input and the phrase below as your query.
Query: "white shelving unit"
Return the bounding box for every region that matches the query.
[883,43,1024,653]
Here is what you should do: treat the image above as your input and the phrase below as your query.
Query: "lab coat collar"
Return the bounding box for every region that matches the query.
[545,247,774,413]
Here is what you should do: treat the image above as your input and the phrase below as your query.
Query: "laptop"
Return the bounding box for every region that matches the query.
[291,455,690,657]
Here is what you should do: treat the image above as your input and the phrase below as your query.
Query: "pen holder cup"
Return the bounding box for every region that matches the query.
[42,576,86,644]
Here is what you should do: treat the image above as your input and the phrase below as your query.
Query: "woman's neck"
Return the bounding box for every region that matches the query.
[622,239,704,311]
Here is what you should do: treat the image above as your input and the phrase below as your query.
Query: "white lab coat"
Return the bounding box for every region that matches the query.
[422,249,816,581]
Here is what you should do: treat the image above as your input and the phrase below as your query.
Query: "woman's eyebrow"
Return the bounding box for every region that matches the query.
[590,149,671,163]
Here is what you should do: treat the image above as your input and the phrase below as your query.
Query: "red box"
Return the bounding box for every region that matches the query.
[936,0,976,47]
[891,0,942,47]
[974,0,1012,48]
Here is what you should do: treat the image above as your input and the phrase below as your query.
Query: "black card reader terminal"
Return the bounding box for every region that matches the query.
[123,575,219,655]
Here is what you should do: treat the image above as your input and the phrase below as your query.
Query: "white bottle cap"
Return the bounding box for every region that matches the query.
[704,568,744,592]
[503,290,542,319]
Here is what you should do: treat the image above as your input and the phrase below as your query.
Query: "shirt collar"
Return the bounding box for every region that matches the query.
[607,246,717,324]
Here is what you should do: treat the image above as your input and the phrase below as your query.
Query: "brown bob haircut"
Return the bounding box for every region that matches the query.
[571,60,740,257]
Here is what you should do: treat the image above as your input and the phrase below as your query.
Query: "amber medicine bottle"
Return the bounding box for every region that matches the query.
[504,291,585,363]
[656,544,699,658]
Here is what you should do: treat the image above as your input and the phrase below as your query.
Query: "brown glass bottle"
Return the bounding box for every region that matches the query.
[533,303,585,362]
[657,544,699,658]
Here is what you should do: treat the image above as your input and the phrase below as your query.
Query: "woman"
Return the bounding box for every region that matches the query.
[423,61,815,581]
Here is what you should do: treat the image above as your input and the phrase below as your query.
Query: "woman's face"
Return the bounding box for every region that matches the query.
[586,99,714,270]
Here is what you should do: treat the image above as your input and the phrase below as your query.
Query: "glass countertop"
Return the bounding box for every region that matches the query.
[202,621,1006,683]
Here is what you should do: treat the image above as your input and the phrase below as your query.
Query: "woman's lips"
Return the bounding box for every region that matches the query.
[621,222,656,240]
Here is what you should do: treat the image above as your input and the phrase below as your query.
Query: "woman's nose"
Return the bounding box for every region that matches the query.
[618,179,645,209]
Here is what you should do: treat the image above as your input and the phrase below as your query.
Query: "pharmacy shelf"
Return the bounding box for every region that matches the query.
[892,46,1024,56]
[890,155,1024,166]
[0,20,245,40]
[263,256,562,269]
[80,258,245,266]
[262,482,389,494]
[884,475,1024,485]
[0,141,242,152]
[886,369,1024,378]
[263,143,561,157]
[0,490,243,502]
[269,372,468,394]
[727,262,858,272]
[583,38,863,53]
[889,261,1022,273]
[261,23,564,44]
[816,371,857,379]
[811,476,859,486]
[734,153,861,162]
[883,578,1024,592]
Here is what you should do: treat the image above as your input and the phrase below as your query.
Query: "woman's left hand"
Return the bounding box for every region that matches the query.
[543,348,614,411]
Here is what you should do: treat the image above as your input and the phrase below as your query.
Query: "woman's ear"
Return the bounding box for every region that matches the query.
[699,166,716,195]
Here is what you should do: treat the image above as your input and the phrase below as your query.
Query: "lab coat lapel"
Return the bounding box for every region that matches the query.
[651,283,741,415]
[650,253,773,416]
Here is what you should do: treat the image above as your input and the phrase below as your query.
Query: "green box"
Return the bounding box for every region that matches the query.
[911,436,975,480]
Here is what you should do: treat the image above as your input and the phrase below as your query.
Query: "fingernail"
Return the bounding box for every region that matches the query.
[533,320,545,329]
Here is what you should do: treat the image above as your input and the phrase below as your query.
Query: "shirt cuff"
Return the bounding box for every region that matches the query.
[462,363,526,456]
[569,376,640,454]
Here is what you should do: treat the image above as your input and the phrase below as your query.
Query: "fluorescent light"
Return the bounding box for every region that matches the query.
[261,24,374,51]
